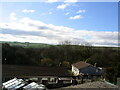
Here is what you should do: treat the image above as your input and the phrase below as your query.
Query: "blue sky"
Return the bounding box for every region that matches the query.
[0,1,118,46]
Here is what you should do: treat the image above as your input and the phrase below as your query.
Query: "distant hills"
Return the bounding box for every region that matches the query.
[0,41,52,48]
[0,41,119,50]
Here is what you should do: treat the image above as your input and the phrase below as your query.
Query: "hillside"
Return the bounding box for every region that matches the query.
[0,41,52,48]
[0,41,119,49]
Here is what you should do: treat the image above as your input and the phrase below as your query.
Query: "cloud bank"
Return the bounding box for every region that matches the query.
[0,14,118,47]
[10,13,18,21]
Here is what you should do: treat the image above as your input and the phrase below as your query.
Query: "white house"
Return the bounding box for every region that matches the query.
[72,61,102,76]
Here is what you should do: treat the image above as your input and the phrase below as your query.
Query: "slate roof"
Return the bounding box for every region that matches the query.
[2,65,71,77]
[72,61,91,69]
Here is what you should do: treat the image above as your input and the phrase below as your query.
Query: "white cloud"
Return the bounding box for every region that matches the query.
[46,0,58,3]
[0,14,118,47]
[65,12,70,15]
[22,9,35,13]
[10,12,18,21]
[57,0,78,10]
[77,9,86,13]
[69,15,83,19]
[57,3,69,9]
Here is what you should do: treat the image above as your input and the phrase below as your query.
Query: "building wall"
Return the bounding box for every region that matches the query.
[72,65,79,76]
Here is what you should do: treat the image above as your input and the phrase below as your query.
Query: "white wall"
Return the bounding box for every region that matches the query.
[72,65,79,76]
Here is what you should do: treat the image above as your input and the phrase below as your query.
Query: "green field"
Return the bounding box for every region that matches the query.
[0,41,120,50]
[0,41,52,48]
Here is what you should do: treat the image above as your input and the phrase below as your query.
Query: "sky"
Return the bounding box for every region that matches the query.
[0,0,119,47]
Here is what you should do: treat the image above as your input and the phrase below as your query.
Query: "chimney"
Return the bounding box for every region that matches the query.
[94,63,97,67]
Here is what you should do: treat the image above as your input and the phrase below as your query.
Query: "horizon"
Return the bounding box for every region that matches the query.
[0,1,119,47]
[1,41,119,47]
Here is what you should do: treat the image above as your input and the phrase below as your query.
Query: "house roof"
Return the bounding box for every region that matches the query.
[72,61,91,69]
[2,65,71,77]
